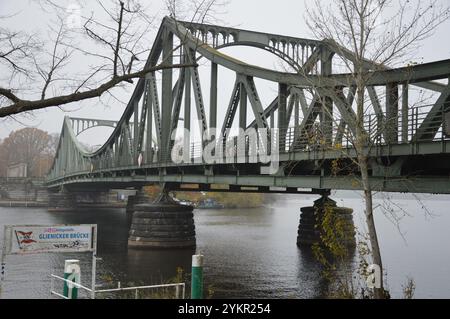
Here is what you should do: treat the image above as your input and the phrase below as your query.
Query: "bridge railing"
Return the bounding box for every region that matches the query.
[168,103,450,163]
[145,102,449,165]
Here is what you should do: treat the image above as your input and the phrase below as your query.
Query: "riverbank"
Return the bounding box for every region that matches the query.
[142,185,274,209]
[0,201,48,208]
[0,201,127,209]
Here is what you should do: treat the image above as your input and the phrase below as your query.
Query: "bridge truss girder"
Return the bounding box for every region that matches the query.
[47,17,450,194]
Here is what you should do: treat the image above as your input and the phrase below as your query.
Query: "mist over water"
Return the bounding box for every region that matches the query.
[0,191,449,299]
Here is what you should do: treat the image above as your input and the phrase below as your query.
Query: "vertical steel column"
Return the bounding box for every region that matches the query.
[239,83,247,131]
[133,100,139,161]
[294,95,300,128]
[161,30,173,162]
[386,83,399,144]
[239,82,248,159]
[294,94,299,149]
[63,131,69,174]
[402,84,409,143]
[146,79,153,163]
[321,50,333,145]
[278,83,288,152]
[210,63,218,130]
[114,137,119,167]
[185,59,192,159]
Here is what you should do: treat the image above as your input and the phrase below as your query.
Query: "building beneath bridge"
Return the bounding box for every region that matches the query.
[6,163,28,179]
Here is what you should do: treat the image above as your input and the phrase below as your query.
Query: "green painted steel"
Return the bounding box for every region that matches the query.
[47,173,450,195]
[63,259,80,299]
[45,17,450,195]
[63,272,78,299]
[191,255,204,299]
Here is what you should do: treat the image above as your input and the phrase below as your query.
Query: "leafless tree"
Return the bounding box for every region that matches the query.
[302,0,449,298]
[0,0,222,118]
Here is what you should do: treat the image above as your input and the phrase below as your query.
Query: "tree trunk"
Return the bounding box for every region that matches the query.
[356,81,384,299]
[359,154,384,299]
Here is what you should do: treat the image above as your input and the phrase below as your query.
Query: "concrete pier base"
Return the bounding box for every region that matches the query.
[126,189,153,228]
[128,197,196,249]
[126,189,152,214]
[297,195,356,247]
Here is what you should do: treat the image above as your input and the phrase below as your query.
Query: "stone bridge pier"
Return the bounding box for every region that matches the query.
[126,188,152,214]
[127,190,196,249]
[297,194,356,248]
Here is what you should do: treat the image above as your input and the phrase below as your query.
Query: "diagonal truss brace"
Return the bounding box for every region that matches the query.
[334,86,357,145]
[168,67,186,152]
[221,77,241,137]
[239,74,269,130]
[185,48,208,140]
[414,84,450,141]
[148,72,162,147]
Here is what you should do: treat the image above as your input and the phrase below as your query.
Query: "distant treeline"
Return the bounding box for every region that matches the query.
[144,185,276,208]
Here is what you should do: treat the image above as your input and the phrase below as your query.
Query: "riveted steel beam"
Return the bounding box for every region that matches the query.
[221,77,241,136]
[367,86,386,141]
[239,82,247,131]
[46,16,450,196]
[321,87,359,137]
[210,62,218,130]
[148,72,162,147]
[246,97,278,130]
[386,83,399,144]
[291,94,320,150]
[240,74,268,130]
[278,83,288,151]
[161,29,174,162]
[414,84,450,141]
[168,67,186,152]
[320,49,334,145]
[334,86,357,146]
[402,84,409,143]
[165,18,450,88]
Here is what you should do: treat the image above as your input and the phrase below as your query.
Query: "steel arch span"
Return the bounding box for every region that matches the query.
[46,17,450,195]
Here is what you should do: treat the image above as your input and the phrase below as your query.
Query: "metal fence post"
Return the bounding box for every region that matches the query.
[176,285,180,299]
[63,259,80,299]
[191,254,204,299]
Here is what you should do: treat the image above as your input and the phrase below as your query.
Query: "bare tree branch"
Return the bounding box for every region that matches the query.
[0,88,21,103]
[0,62,196,117]
[0,0,225,118]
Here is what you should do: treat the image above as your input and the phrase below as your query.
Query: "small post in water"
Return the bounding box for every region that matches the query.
[191,254,204,299]
[63,259,81,299]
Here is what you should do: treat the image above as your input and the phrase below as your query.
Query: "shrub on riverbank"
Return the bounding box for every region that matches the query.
[144,185,269,209]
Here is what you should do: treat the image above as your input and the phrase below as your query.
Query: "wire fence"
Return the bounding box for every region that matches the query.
[50,274,185,299]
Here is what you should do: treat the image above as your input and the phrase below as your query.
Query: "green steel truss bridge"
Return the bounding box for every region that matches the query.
[46,17,450,195]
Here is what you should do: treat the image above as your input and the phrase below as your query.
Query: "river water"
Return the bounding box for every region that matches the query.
[0,190,449,299]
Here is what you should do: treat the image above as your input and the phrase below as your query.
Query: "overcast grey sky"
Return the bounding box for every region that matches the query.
[1,0,449,146]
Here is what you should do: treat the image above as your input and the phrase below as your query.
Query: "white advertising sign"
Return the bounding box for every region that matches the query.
[4,224,96,255]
